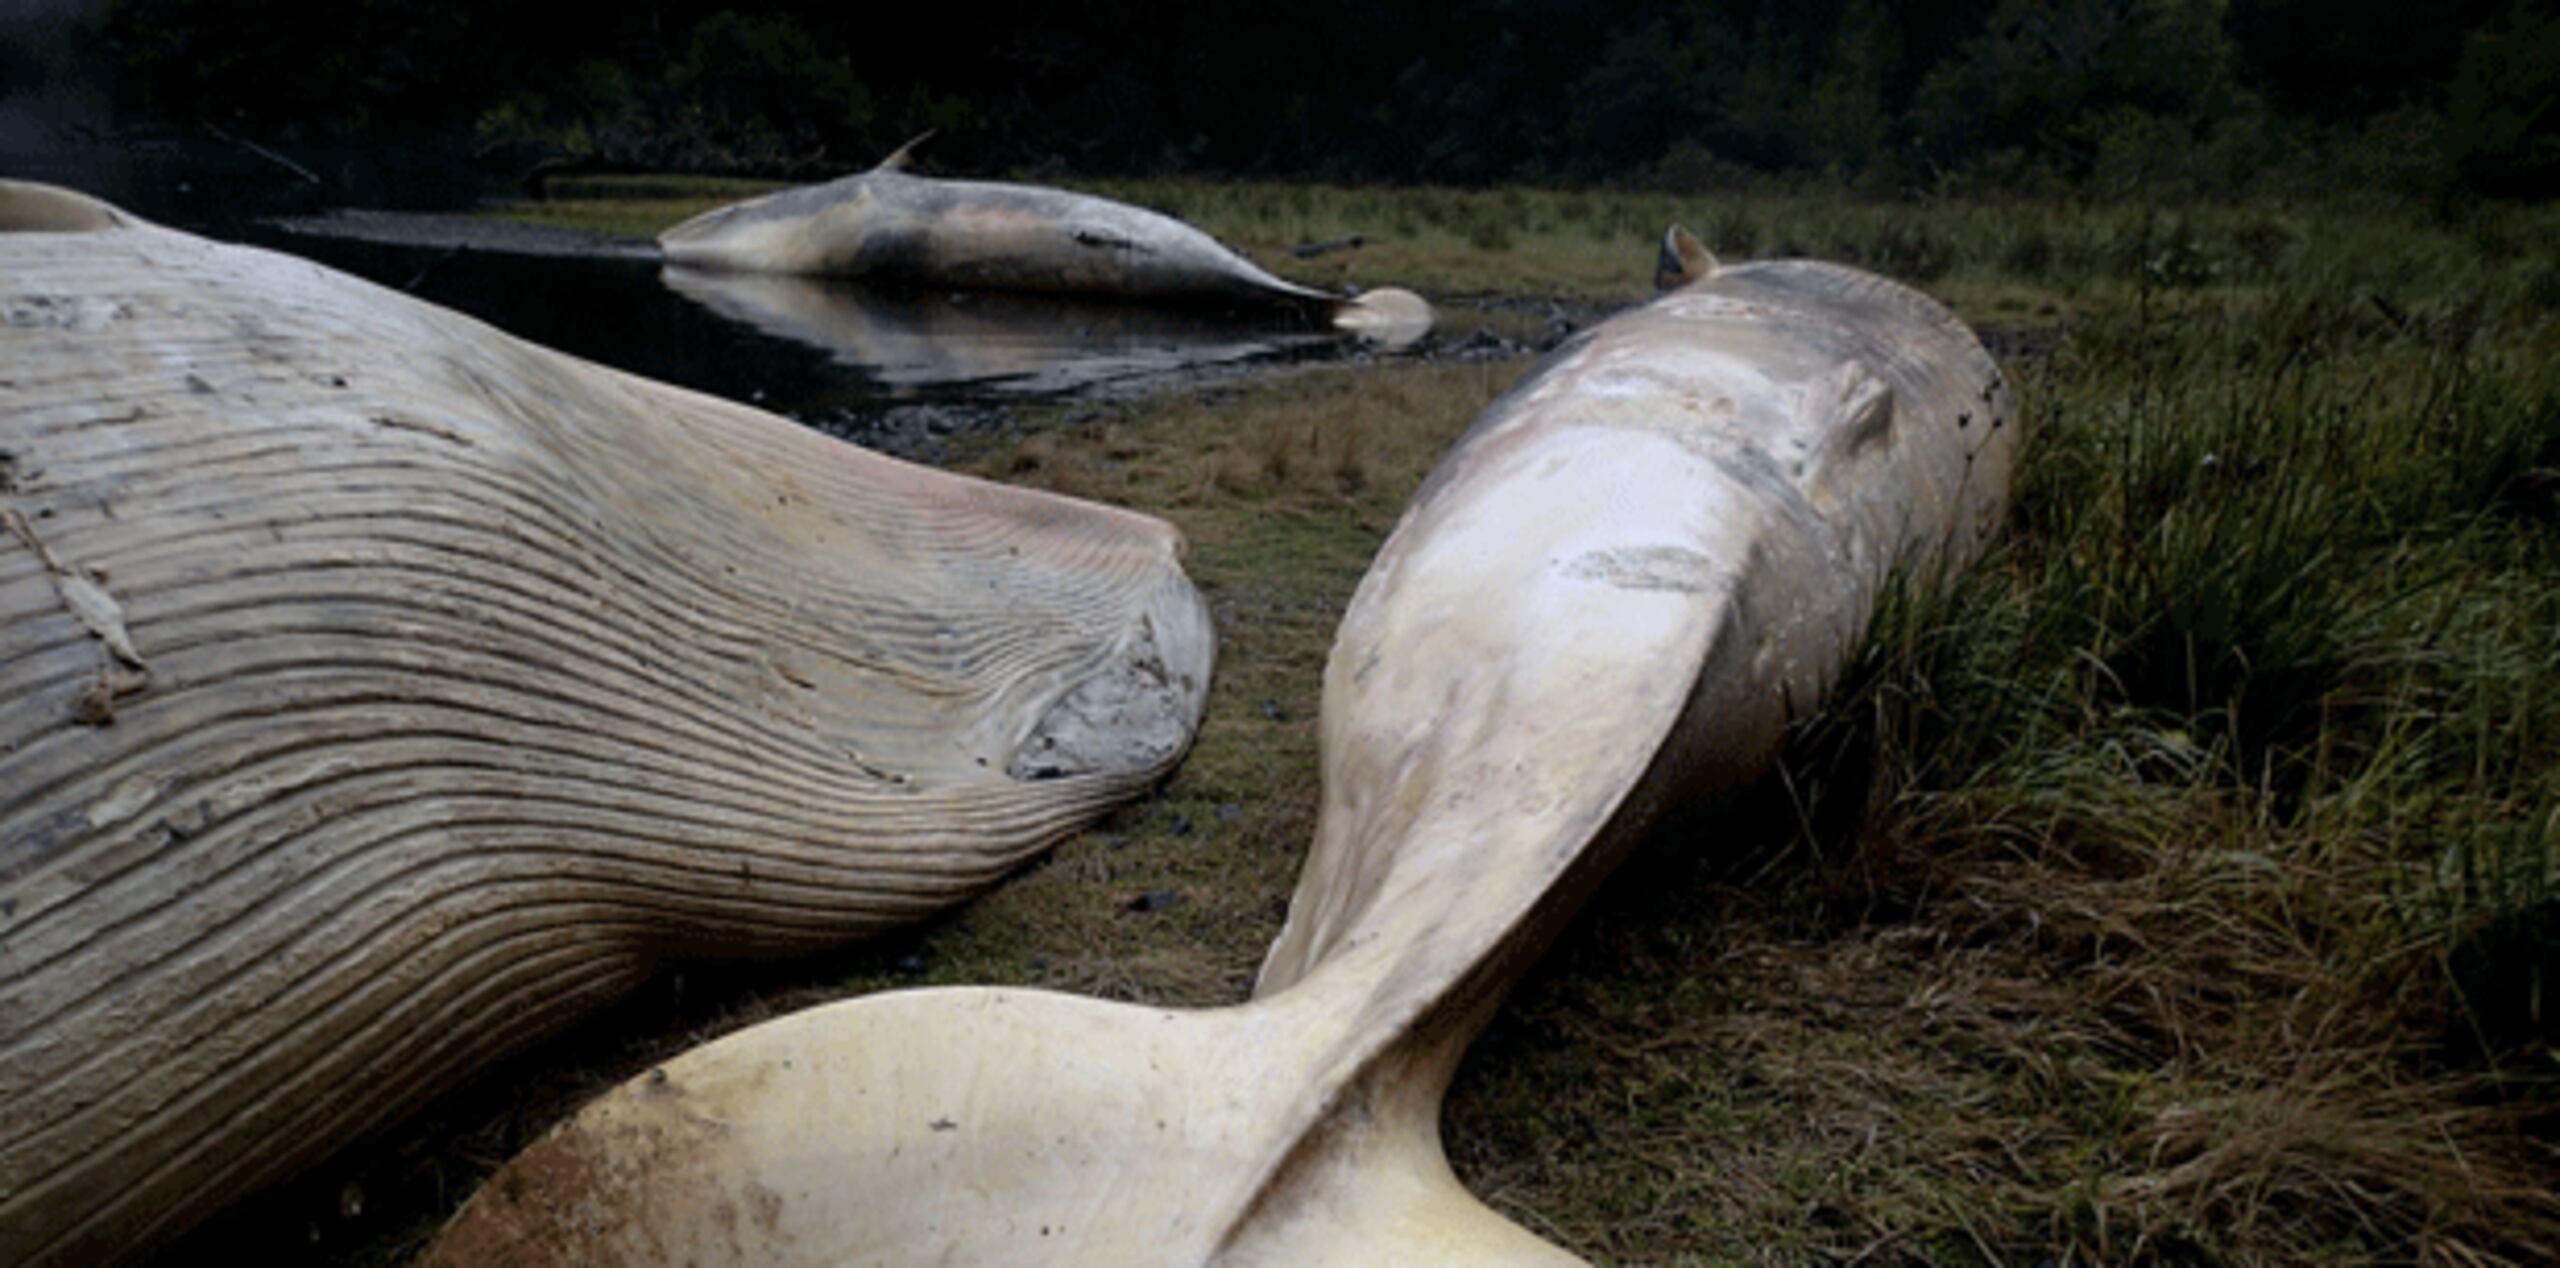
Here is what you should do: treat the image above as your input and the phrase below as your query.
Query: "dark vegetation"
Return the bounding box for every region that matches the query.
[47,0,2560,200]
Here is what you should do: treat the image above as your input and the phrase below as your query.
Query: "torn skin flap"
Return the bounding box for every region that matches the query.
[54,569,146,669]
[7,503,150,673]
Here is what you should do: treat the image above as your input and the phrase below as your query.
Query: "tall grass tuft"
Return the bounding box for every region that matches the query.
[1651,204,2560,1263]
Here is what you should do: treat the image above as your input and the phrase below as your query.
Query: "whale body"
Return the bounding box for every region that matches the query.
[660,145,1432,341]
[0,180,1212,1265]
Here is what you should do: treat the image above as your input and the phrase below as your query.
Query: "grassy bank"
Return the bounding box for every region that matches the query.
[408,183,2560,1264]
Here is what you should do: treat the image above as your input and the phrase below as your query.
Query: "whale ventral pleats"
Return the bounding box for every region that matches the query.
[0,179,1212,1267]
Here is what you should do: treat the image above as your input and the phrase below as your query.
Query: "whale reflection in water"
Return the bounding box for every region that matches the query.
[660,266,1401,396]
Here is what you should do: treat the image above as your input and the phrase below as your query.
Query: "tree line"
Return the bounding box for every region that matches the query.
[91,0,2560,199]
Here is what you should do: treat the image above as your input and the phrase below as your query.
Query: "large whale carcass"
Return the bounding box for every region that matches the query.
[424,228,2017,1265]
[658,138,1433,342]
[0,180,1212,1265]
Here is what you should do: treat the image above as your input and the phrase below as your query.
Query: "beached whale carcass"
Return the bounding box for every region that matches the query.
[0,180,1212,1265]
[659,138,1433,341]
[423,230,2016,1265]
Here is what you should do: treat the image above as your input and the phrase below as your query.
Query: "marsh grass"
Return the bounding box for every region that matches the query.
[419,181,2560,1265]
[1595,263,2560,1262]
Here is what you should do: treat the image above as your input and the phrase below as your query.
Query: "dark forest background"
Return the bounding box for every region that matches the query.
[7,0,2558,201]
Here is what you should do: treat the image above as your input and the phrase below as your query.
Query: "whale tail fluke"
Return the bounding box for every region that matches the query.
[1330,286,1435,348]
[1655,224,1718,292]
[421,988,1240,1265]
[421,980,1573,1266]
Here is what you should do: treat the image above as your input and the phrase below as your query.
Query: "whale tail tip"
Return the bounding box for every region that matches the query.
[1331,286,1434,349]
[1655,224,1718,292]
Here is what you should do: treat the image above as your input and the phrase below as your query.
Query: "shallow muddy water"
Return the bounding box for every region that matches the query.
[228,210,1428,458]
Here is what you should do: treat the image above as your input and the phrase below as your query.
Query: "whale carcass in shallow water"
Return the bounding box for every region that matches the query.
[0,179,1212,1265]
[659,138,1433,341]
[425,227,2017,1265]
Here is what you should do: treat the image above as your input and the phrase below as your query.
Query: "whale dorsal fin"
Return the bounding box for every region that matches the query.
[874,130,936,173]
[1654,224,1718,292]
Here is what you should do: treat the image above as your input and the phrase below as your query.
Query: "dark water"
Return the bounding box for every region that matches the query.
[204,212,1374,458]
[246,225,859,401]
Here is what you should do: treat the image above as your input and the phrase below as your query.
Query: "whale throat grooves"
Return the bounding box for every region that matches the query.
[0,186,1212,1266]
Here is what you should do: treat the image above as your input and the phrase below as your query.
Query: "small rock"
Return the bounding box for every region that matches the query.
[1126,889,1182,913]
